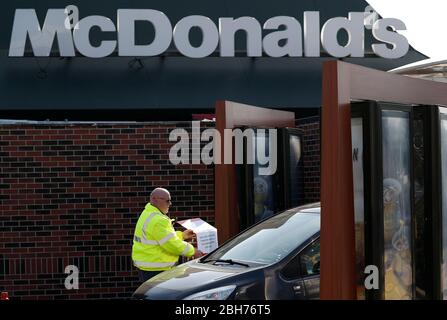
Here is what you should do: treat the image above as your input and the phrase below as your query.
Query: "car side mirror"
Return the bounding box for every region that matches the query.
[312,261,320,274]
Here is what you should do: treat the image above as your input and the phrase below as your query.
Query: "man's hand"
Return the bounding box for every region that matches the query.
[193,249,204,259]
[182,229,196,241]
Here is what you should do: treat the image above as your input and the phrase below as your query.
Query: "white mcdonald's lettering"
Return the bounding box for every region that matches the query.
[8,8,409,59]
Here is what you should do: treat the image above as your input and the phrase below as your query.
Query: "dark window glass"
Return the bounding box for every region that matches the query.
[413,114,426,299]
[281,254,301,280]
[299,240,320,277]
[253,131,276,223]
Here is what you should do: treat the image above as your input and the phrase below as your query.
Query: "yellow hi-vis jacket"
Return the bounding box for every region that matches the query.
[132,203,195,271]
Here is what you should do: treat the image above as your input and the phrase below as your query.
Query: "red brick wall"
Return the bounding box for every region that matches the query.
[0,122,214,299]
[296,116,321,203]
[0,118,320,300]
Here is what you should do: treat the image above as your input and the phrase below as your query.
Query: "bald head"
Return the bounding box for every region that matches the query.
[151,188,170,199]
[150,188,172,214]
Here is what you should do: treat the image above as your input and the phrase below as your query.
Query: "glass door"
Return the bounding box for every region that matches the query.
[381,110,414,300]
[351,102,415,300]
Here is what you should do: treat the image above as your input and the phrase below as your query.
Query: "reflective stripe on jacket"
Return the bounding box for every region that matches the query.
[132,203,195,271]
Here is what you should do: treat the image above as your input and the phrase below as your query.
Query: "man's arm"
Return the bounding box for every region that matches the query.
[152,220,195,258]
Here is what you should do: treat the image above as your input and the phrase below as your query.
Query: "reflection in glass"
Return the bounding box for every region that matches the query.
[351,118,365,299]
[440,108,447,300]
[382,111,413,300]
[289,135,304,207]
[299,240,320,276]
[253,133,275,223]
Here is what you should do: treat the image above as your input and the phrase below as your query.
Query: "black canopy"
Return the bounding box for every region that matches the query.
[0,0,427,111]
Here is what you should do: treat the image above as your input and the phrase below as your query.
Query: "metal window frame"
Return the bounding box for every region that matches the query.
[351,102,416,300]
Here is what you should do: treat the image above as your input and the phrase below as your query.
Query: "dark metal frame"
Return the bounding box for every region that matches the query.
[351,101,416,299]
[351,102,375,300]
[411,106,446,299]
[411,107,428,299]
[430,107,445,299]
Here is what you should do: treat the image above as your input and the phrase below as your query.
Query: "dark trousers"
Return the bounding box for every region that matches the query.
[138,270,162,282]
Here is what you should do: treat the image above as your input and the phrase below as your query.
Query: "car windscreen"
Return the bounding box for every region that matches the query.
[204,209,320,265]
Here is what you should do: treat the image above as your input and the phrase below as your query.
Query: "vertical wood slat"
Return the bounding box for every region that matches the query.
[320,61,356,299]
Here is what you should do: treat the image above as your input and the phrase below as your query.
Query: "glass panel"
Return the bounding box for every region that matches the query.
[281,254,301,280]
[288,134,304,207]
[299,240,320,277]
[440,108,447,300]
[253,132,276,223]
[382,111,413,300]
[351,118,366,300]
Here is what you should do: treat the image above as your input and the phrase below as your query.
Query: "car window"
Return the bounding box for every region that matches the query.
[299,239,320,277]
[281,254,301,280]
[204,208,320,265]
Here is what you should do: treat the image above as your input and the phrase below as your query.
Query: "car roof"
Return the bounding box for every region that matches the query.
[289,202,321,215]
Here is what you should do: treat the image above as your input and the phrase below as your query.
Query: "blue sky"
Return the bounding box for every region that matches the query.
[367,0,447,60]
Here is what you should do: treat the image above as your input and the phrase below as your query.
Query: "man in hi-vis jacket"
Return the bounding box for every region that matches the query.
[132,187,203,282]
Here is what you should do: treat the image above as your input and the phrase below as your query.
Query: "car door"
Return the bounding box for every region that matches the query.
[298,238,320,299]
[278,253,307,299]
[277,236,320,299]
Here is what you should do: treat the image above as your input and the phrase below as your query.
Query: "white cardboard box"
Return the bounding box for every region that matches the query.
[177,218,218,254]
